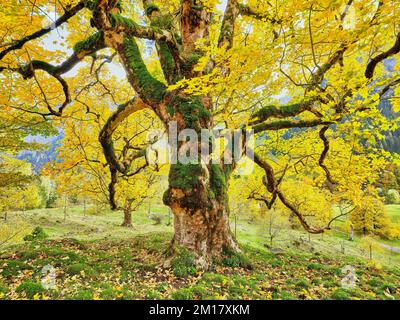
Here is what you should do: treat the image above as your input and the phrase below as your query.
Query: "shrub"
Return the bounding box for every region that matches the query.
[19,250,39,261]
[386,189,400,204]
[323,279,339,288]
[23,226,48,242]
[190,285,209,299]
[307,263,324,271]
[100,288,116,300]
[271,259,284,267]
[146,289,161,300]
[294,278,310,289]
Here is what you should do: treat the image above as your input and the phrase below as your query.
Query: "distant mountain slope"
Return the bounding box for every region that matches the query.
[17,132,63,174]
[378,93,400,154]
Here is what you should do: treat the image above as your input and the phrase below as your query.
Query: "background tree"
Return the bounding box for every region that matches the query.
[43,88,163,226]
[350,190,394,238]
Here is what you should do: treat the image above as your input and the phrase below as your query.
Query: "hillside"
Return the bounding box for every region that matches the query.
[1,206,399,300]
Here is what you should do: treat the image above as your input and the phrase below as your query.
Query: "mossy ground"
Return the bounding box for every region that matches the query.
[1,233,400,300]
[0,206,400,300]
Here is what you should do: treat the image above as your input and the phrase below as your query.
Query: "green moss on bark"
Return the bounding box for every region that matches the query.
[124,36,166,103]
[163,163,208,209]
[151,15,174,30]
[157,41,178,83]
[73,32,102,53]
[182,53,201,75]
[83,0,98,10]
[31,60,57,74]
[252,103,306,122]
[210,164,227,198]
[145,4,160,16]
[110,13,138,30]
[168,163,204,190]
[167,96,211,130]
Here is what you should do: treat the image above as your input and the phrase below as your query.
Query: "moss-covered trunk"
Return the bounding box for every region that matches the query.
[160,93,240,268]
[164,162,239,268]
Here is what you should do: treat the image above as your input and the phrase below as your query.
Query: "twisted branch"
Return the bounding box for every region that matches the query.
[0,1,86,61]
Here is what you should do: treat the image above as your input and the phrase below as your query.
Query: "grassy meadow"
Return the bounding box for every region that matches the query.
[0,204,400,300]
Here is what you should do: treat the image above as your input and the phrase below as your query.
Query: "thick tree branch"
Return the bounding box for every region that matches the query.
[0,32,105,116]
[90,1,168,107]
[237,3,281,24]
[365,32,400,79]
[99,96,148,174]
[0,1,86,61]
[250,150,331,234]
[218,0,239,50]
[253,119,334,134]
[318,126,337,186]
[109,13,177,44]
[109,167,119,210]
[116,35,167,107]
[180,0,211,54]
[141,0,182,84]
[249,100,317,125]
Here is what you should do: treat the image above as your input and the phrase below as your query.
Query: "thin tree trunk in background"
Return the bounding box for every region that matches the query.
[63,196,67,222]
[349,225,354,241]
[167,208,172,226]
[234,214,237,238]
[121,209,132,227]
[121,200,133,227]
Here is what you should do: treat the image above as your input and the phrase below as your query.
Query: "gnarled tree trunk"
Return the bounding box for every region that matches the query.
[163,161,240,268]
[91,0,243,268]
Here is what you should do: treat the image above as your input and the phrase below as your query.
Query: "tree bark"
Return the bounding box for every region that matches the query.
[169,198,239,269]
[121,201,133,228]
[349,225,354,241]
[163,162,240,269]
[121,209,133,228]
[89,2,241,268]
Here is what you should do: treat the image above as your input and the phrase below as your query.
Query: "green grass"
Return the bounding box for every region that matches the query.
[386,205,400,223]
[1,231,399,300]
[0,205,400,300]
[232,213,400,267]
[1,205,171,243]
